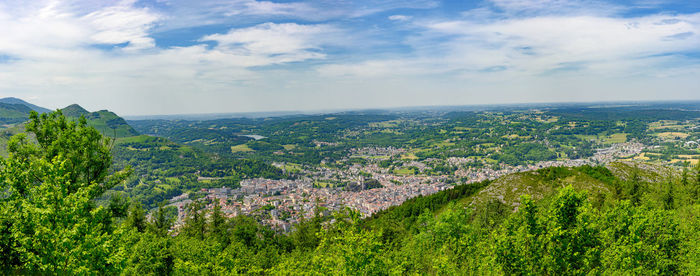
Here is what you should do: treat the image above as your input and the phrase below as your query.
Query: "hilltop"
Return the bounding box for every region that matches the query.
[0,97,51,113]
[0,102,139,157]
[0,97,51,124]
[0,103,34,124]
[368,160,692,228]
[61,103,90,117]
[463,161,676,212]
[60,104,139,138]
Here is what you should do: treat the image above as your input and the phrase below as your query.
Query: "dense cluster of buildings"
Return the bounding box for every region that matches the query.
[167,142,646,231]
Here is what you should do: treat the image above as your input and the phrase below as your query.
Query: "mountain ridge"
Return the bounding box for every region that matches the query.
[0,97,51,124]
[0,97,51,113]
[60,104,138,138]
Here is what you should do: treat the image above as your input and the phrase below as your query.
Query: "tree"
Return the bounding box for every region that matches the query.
[628,168,643,206]
[693,163,700,203]
[495,187,600,275]
[680,168,689,187]
[123,234,174,275]
[494,195,544,274]
[600,203,682,274]
[126,202,147,233]
[149,203,173,237]
[109,193,130,218]
[209,204,229,245]
[181,201,207,240]
[662,181,675,210]
[542,186,600,274]
[0,111,131,273]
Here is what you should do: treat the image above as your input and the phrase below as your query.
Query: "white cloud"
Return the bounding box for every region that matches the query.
[0,0,160,58]
[224,0,315,17]
[389,15,412,21]
[325,12,700,80]
[200,22,337,63]
[82,2,161,50]
[431,13,700,75]
[151,0,439,31]
[0,2,345,114]
[315,9,700,110]
[488,0,624,16]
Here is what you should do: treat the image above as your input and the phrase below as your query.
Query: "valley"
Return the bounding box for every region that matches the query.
[2,99,699,229]
[1,98,699,274]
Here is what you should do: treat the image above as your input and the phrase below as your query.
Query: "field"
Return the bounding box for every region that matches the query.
[602,133,627,144]
[231,144,254,153]
[655,132,690,139]
[575,133,627,144]
[393,167,416,175]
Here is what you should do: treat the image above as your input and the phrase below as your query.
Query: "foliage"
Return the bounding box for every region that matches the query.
[0,111,131,273]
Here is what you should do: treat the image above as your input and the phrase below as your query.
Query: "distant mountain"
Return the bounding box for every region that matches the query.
[62,104,90,117]
[0,97,51,113]
[0,97,53,125]
[0,103,34,124]
[60,104,139,138]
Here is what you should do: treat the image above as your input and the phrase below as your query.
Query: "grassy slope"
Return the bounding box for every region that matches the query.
[84,110,139,138]
[373,161,681,221]
[464,168,611,211]
[0,97,51,113]
[0,103,34,124]
[62,104,138,138]
[607,161,678,182]
[0,106,139,157]
[456,161,674,213]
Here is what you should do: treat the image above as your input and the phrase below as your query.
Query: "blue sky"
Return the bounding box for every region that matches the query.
[0,0,699,115]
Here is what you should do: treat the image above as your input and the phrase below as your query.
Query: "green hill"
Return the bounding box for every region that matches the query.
[427,161,681,217]
[60,104,138,138]
[367,161,693,230]
[0,97,51,113]
[465,166,612,211]
[0,103,35,124]
[61,104,90,117]
[0,103,138,156]
[358,162,698,274]
[0,98,52,124]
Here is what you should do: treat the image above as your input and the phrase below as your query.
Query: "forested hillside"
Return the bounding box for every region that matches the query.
[110,134,287,208]
[0,110,698,274]
[0,103,36,124]
[61,104,139,138]
[0,97,51,113]
[0,101,290,210]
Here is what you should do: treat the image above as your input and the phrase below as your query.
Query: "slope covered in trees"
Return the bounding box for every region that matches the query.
[0,97,51,114]
[0,98,51,124]
[0,103,36,124]
[61,104,139,138]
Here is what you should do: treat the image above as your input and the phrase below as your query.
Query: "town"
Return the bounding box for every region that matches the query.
[167,141,646,231]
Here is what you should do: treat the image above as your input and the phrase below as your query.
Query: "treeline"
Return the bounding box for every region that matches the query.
[365,180,491,227]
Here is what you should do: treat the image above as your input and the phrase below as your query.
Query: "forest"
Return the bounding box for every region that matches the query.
[0,110,698,274]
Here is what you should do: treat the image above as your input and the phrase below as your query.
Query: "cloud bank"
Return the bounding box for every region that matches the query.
[0,0,698,115]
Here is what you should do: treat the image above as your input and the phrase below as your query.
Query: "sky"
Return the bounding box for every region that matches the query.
[0,0,699,115]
